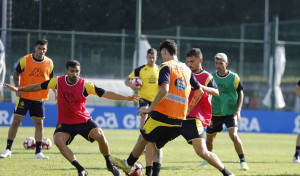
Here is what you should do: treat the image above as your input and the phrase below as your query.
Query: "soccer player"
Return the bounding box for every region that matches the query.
[124,48,162,176]
[3,60,140,176]
[0,39,55,159]
[199,53,249,170]
[109,39,204,176]
[293,80,300,163]
[175,48,234,176]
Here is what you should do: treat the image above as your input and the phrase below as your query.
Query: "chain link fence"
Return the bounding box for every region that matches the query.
[1,20,300,110]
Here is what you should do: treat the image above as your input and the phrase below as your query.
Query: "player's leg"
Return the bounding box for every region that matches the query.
[109,134,148,174]
[293,134,300,163]
[226,114,248,170]
[139,102,157,176]
[0,114,24,158]
[85,120,121,176]
[152,146,163,176]
[200,115,222,167]
[192,138,234,176]
[110,111,180,174]
[0,98,28,158]
[30,100,48,159]
[54,125,88,176]
[33,118,48,159]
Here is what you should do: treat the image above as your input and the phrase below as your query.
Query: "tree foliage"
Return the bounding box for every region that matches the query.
[3,0,300,32]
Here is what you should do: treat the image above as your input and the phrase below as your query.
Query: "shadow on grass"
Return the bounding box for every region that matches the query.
[169,160,295,164]
[239,175,300,176]
[44,167,108,171]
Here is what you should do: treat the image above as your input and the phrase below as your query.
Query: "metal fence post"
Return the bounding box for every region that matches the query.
[71,30,75,59]
[271,16,279,110]
[121,29,126,78]
[176,26,181,59]
[239,23,245,78]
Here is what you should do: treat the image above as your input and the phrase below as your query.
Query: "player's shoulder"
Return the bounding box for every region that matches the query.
[136,64,146,70]
[44,55,53,62]
[229,71,240,79]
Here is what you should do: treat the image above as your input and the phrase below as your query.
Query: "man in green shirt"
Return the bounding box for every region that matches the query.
[199,53,249,170]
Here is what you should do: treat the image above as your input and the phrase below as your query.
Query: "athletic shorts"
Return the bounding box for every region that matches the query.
[140,111,182,149]
[14,97,45,119]
[54,119,100,145]
[206,114,237,134]
[180,117,205,144]
[138,98,152,108]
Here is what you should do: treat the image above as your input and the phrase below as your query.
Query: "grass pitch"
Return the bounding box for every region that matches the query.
[0,126,299,176]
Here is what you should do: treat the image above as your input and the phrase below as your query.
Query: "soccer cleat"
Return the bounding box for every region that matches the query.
[240,162,249,170]
[293,156,300,163]
[107,165,121,176]
[0,149,11,158]
[199,160,208,167]
[34,152,49,159]
[109,155,131,173]
[229,174,235,176]
[78,170,88,176]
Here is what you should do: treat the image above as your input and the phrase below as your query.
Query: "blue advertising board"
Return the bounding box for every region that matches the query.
[0,102,300,134]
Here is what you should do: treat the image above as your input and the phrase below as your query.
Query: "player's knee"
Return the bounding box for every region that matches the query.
[229,133,238,141]
[11,118,22,127]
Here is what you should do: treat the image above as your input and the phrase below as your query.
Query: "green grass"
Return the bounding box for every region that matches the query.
[0,126,299,176]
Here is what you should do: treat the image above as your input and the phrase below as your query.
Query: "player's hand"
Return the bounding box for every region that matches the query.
[130,83,141,91]
[234,112,241,123]
[3,83,18,92]
[127,94,140,102]
[16,91,23,97]
[137,107,151,115]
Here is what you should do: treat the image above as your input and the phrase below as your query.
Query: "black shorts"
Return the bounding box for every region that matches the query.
[14,97,45,119]
[206,115,237,134]
[54,119,100,145]
[140,111,182,149]
[180,117,205,144]
[138,98,152,108]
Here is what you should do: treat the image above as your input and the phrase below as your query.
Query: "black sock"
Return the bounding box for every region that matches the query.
[6,139,13,150]
[239,154,245,162]
[71,160,85,172]
[35,142,42,154]
[152,162,161,176]
[104,155,113,168]
[295,146,300,157]
[145,166,153,176]
[221,167,232,176]
[127,153,138,167]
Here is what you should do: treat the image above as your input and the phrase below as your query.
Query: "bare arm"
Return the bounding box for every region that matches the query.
[102,90,140,102]
[13,71,20,87]
[187,88,204,114]
[13,71,23,97]
[295,85,300,98]
[235,90,244,122]
[138,82,169,115]
[3,83,43,92]
[201,85,219,96]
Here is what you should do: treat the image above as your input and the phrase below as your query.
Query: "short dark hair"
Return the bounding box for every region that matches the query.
[66,60,80,69]
[147,48,157,55]
[36,39,48,46]
[159,39,177,56]
[186,48,203,59]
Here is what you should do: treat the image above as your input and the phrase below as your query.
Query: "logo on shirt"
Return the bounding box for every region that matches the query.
[174,77,186,90]
[148,75,157,84]
[62,91,78,104]
[29,68,45,77]
[219,84,230,94]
